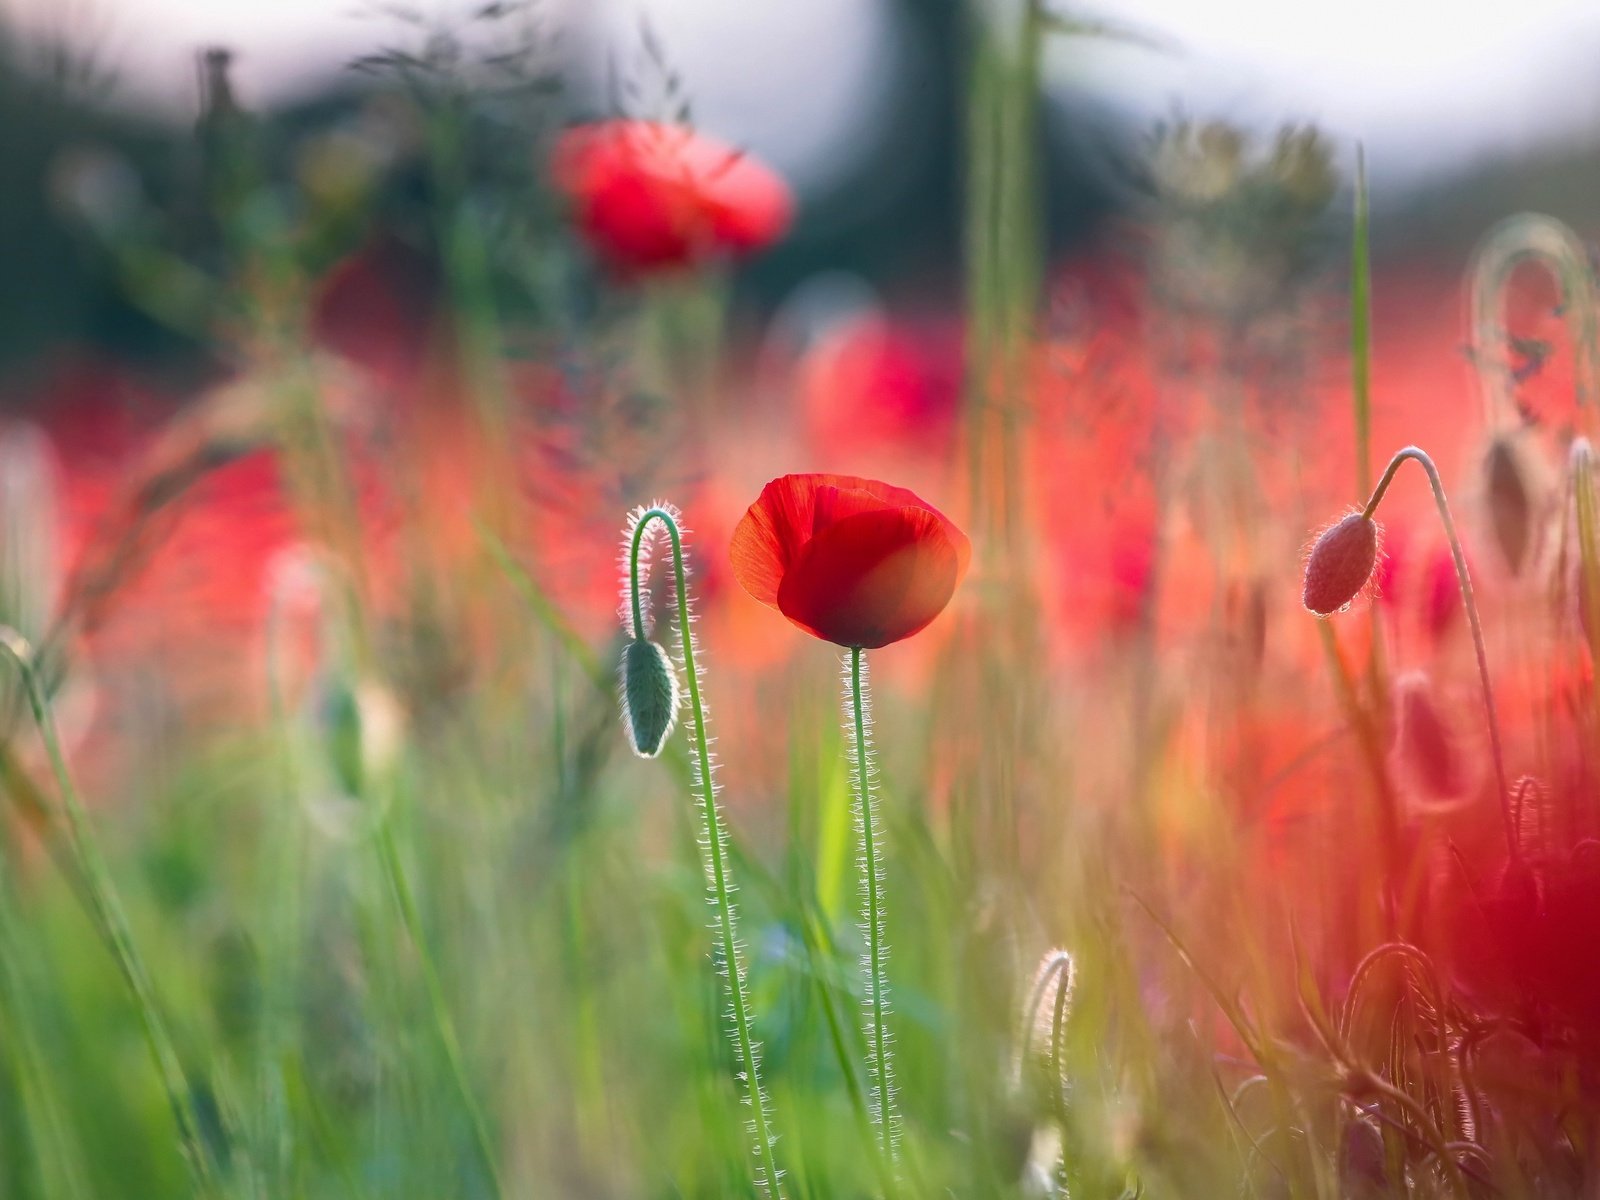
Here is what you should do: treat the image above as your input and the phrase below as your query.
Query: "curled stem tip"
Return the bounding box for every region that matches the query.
[619,506,786,1199]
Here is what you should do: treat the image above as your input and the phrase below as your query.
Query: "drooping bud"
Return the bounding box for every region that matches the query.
[1392,672,1466,803]
[1483,436,1534,575]
[620,637,680,758]
[1302,512,1379,615]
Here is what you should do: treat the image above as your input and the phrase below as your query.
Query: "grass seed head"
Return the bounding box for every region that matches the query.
[620,636,680,758]
[1303,512,1379,615]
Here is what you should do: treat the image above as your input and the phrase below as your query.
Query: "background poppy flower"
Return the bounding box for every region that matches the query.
[551,120,793,274]
[729,473,969,648]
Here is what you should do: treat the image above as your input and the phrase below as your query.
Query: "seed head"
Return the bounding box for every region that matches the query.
[620,637,680,758]
[1302,512,1379,615]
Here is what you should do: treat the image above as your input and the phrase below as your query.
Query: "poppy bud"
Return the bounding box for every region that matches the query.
[1484,437,1534,575]
[1338,1117,1388,1200]
[1392,672,1466,803]
[1302,513,1379,615]
[312,675,402,801]
[620,637,680,758]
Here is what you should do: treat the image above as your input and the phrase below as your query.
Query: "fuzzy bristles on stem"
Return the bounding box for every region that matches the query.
[1015,949,1075,1102]
[1015,950,1076,1198]
[1302,511,1380,615]
[842,646,900,1175]
[619,499,679,640]
[620,504,786,1199]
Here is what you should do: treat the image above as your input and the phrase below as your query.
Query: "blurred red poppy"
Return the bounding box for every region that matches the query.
[309,232,443,385]
[730,473,969,649]
[551,120,793,274]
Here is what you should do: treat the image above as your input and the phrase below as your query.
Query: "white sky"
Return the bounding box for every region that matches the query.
[5,0,1600,187]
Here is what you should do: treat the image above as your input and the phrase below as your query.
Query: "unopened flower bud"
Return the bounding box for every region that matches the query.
[1392,672,1466,802]
[1303,513,1379,615]
[1483,437,1534,575]
[620,637,680,758]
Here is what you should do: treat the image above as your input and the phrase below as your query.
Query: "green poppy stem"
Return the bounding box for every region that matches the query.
[846,645,898,1181]
[627,507,785,1199]
[0,629,224,1196]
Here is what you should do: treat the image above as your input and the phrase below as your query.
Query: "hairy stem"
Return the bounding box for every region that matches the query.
[847,645,898,1180]
[629,508,785,1199]
[0,629,224,1196]
[1362,448,1512,855]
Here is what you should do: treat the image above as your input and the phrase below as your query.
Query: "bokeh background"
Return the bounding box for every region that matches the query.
[3,2,1600,1198]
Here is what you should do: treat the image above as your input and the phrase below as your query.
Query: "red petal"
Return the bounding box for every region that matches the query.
[730,473,970,618]
[775,506,962,648]
[552,121,792,272]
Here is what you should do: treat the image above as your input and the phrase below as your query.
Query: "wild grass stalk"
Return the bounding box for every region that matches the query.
[0,629,226,1196]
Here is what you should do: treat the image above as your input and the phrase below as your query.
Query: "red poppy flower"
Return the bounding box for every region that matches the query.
[729,474,969,649]
[551,120,793,274]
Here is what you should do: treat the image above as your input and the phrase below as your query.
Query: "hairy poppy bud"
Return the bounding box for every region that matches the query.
[1302,513,1379,615]
[620,637,679,758]
[1484,437,1533,575]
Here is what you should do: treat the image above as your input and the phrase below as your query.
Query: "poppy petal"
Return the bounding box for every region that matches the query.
[730,473,971,617]
[776,506,962,648]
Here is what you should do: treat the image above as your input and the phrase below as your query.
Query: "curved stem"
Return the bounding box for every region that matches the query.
[629,508,785,1199]
[1468,213,1600,435]
[1017,950,1074,1193]
[847,646,898,1179]
[1361,448,1513,857]
[0,629,223,1196]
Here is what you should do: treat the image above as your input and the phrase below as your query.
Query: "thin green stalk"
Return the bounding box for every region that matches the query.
[627,507,785,1199]
[1017,951,1075,1195]
[0,862,92,1200]
[1361,449,1512,855]
[1349,147,1390,712]
[846,646,898,1181]
[1350,147,1373,499]
[0,629,224,1196]
[373,811,504,1198]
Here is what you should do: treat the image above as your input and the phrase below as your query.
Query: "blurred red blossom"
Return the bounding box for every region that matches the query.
[552,120,793,275]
